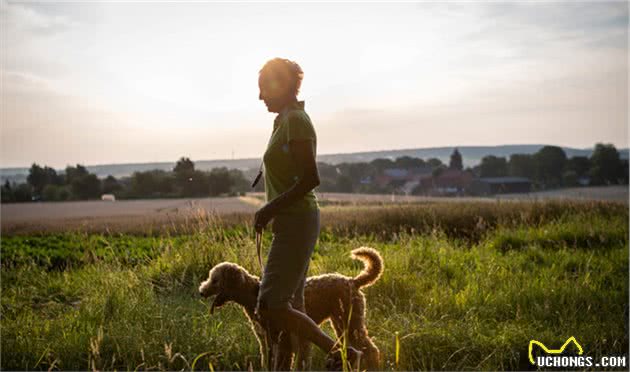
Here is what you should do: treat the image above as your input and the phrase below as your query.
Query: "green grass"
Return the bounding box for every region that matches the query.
[1,201,628,370]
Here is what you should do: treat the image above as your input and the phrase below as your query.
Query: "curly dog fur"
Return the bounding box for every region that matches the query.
[198,247,383,370]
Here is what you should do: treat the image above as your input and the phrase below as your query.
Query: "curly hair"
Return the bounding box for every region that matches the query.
[259,58,304,96]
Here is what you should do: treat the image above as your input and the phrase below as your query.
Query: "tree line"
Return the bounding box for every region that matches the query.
[1,143,627,202]
[1,157,250,203]
[312,143,628,194]
[474,144,628,188]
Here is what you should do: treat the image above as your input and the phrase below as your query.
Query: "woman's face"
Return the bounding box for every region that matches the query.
[258,72,291,113]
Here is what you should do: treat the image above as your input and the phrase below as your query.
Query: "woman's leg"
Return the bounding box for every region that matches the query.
[258,306,363,370]
[258,305,336,352]
[289,271,310,370]
[257,209,361,366]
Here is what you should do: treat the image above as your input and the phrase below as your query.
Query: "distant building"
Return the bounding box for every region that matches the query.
[359,176,373,184]
[401,180,421,195]
[383,168,408,178]
[375,168,406,188]
[375,166,433,191]
[101,194,116,201]
[470,177,531,195]
[415,169,474,196]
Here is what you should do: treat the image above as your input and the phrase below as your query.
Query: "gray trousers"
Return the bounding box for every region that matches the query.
[257,208,320,311]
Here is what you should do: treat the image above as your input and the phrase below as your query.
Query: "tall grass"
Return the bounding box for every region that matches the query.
[1,201,627,370]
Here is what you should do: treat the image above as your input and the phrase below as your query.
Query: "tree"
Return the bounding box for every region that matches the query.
[174,157,195,175]
[479,155,508,177]
[566,156,591,178]
[432,165,447,177]
[28,164,62,194]
[174,157,196,193]
[426,158,443,168]
[130,170,174,197]
[336,175,353,193]
[228,169,250,194]
[58,187,71,201]
[508,154,535,178]
[1,181,13,203]
[622,159,629,184]
[317,162,339,180]
[65,164,89,185]
[369,158,394,172]
[43,184,59,201]
[12,183,33,202]
[533,146,567,187]
[71,174,101,199]
[621,159,629,184]
[589,143,623,185]
[27,164,46,193]
[562,170,579,187]
[102,175,122,194]
[394,156,425,169]
[208,167,232,196]
[315,178,337,192]
[340,162,374,184]
[449,148,463,170]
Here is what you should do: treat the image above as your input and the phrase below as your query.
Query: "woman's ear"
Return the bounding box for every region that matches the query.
[270,77,292,98]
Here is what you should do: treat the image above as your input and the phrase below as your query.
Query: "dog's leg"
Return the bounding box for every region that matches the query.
[252,323,269,371]
[346,296,380,370]
[330,297,380,371]
[330,316,347,347]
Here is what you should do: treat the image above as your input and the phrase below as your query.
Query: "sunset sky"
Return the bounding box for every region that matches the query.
[1,1,628,168]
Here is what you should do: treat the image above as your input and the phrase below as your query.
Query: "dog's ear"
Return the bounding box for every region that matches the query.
[224,266,245,288]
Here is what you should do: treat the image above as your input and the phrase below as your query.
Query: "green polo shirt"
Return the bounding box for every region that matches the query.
[263,100,319,215]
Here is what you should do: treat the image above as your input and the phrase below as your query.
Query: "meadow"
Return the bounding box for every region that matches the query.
[1,201,628,371]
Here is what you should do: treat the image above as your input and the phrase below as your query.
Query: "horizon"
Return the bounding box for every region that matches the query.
[1,142,628,172]
[1,1,628,168]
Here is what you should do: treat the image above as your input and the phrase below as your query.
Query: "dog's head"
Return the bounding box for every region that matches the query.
[199,262,253,314]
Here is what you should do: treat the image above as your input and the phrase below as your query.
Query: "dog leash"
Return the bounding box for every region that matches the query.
[256,229,264,272]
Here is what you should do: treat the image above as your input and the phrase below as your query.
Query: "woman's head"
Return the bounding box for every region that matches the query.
[258,58,303,113]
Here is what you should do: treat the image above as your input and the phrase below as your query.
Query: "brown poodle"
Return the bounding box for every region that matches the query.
[198,247,383,371]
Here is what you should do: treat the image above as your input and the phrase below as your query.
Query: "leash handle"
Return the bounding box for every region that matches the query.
[256,230,264,272]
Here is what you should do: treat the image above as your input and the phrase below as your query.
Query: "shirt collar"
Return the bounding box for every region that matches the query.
[280,100,305,116]
[274,100,305,130]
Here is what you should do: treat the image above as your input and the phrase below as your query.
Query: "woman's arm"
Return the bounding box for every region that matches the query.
[269,138,320,210]
[254,139,319,231]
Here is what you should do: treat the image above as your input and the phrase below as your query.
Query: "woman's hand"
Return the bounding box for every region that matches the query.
[254,204,275,233]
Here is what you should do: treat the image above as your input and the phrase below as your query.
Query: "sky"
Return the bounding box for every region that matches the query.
[1,0,628,168]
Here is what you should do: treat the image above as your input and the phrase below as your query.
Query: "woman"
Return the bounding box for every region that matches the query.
[253,58,361,370]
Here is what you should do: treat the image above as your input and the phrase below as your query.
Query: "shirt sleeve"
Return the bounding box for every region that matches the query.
[286,111,316,143]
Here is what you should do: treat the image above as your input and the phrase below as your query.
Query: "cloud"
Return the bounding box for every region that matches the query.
[1,0,74,41]
[1,70,58,94]
[0,1,627,168]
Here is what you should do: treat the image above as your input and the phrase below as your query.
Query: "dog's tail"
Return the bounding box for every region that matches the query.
[351,247,384,288]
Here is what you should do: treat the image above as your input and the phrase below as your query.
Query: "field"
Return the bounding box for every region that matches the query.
[2,186,626,235]
[0,197,258,235]
[1,200,628,371]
